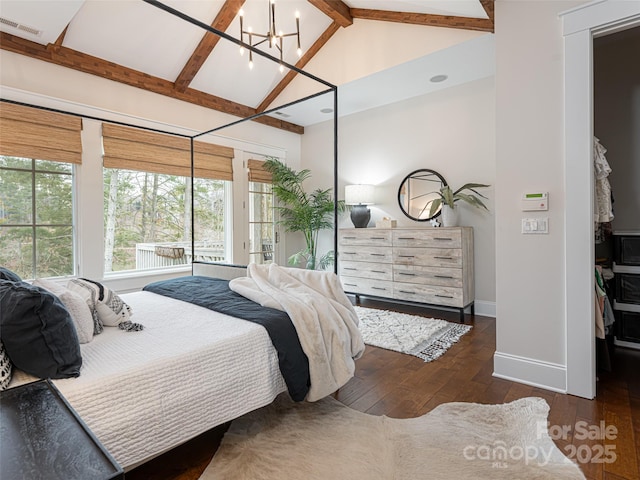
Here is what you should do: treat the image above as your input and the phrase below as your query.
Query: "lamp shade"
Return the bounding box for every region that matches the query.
[345,184,375,205]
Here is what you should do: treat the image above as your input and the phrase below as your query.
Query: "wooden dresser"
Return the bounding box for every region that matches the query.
[338,227,474,322]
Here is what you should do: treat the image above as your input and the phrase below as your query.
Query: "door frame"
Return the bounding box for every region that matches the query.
[561,0,640,399]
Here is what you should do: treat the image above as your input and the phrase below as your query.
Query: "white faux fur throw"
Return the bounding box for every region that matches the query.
[229,264,365,402]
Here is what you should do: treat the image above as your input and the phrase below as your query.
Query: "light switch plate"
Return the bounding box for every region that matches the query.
[522,218,549,234]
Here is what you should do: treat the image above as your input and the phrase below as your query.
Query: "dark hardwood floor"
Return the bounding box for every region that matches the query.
[127,298,640,480]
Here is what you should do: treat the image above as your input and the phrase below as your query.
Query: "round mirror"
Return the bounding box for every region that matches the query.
[398,169,447,221]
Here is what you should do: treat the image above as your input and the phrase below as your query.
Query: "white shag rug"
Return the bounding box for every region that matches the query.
[355,306,472,361]
[200,394,585,480]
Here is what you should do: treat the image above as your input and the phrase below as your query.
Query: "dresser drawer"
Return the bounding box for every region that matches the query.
[615,310,640,343]
[615,273,640,305]
[393,247,462,268]
[393,229,461,248]
[340,276,393,297]
[340,261,392,281]
[393,283,463,307]
[340,246,393,263]
[339,230,392,246]
[393,264,462,288]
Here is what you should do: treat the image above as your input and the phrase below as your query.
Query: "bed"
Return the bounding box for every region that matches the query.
[5,263,363,470]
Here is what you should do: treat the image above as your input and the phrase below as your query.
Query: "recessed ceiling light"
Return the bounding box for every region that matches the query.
[430,74,448,83]
[320,108,334,113]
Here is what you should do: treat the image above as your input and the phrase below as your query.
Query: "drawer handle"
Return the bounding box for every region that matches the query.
[343,236,356,239]
[434,237,453,241]
[370,253,385,257]
[371,287,387,291]
[434,256,453,260]
[343,267,357,270]
[342,252,356,255]
[434,275,454,279]
[435,294,454,298]
[344,283,357,287]
[398,290,415,294]
[397,237,415,240]
[372,270,386,274]
[398,272,416,276]
[371,237,386,240]
[398,255,415,258]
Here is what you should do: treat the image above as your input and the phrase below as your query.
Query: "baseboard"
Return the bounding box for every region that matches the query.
[493,352,567,393]
[474,300,496,318]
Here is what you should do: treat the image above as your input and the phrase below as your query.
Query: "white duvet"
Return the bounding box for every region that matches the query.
[230,264,365,402]
[10,291,287,469]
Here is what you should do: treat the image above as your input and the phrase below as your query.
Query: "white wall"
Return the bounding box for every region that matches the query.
[301,76,496,308]
[494,0,584,391]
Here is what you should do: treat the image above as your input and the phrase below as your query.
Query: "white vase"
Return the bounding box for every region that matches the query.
[440,205,459,227]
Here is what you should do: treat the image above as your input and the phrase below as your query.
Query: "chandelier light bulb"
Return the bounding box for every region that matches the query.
[249,60,254,70]
[279,64,284,73]
[297,47,302,57]
[239,9,244,17]
[239,46,244,56]
[295,11,300,19]
[248,26,252,33]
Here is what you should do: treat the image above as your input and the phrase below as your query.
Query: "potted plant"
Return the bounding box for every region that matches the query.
[428,183,490,227]
[264,158,345,269]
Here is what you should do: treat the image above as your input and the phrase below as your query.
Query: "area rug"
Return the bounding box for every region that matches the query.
[199,394,585,480]
[354,306,472,361]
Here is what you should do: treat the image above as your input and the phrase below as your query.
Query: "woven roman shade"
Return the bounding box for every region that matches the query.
[247,159,272,183]
[0,102,82,164]
[102,124,234,181]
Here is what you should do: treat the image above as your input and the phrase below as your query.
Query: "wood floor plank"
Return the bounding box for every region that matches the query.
[126,301,640,480]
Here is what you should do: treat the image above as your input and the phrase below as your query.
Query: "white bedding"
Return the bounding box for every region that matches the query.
[10,291,287,469]
[230,264,364,401]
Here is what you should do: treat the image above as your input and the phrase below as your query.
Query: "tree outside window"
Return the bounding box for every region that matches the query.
[103,168,228,273]
[0,156,74,279]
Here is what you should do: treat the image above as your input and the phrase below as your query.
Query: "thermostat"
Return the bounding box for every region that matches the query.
[522,192,548,211]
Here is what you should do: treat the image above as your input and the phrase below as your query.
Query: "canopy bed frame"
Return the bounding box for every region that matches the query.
[2,0,342,471]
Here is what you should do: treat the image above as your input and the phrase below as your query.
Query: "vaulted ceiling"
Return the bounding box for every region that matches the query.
[0,1,494,134]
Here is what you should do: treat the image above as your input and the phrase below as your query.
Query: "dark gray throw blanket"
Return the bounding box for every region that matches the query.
[143,276,310,401]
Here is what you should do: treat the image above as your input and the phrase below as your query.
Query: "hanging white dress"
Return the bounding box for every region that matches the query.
[594,137,614,224]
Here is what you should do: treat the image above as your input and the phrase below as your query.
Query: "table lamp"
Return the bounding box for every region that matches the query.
[345,184,375,228]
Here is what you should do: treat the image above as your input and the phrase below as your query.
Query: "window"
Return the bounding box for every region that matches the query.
[248,180,275,265]
[103,168,229,272]
[0,156,74,279]
[101,123,234,273]
[247,159,277,265]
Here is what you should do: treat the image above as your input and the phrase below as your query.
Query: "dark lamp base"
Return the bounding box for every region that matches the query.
[350,205,371,228]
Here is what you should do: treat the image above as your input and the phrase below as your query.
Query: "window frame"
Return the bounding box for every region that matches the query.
[0,156,76,280]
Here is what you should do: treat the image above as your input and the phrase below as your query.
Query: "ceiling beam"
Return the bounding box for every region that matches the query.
[48,25,68,54]
[256,21,340,113]
[174,0,245,93]
[307,0,352,27]
[350,9,494,33]
[480,0,495,26]
[0,32,303,134]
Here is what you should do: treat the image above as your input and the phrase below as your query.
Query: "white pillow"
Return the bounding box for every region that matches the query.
[67,278,137,330]
[32,278,94,344]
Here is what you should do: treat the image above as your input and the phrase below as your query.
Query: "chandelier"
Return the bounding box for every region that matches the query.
[239,0,302,71]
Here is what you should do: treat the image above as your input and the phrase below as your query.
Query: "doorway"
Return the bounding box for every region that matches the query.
[562,2,640,399]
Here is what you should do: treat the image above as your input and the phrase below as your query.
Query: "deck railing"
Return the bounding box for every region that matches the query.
[135,242,225,270]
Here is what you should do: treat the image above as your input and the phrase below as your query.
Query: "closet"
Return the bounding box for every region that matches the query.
[593,27,640,365]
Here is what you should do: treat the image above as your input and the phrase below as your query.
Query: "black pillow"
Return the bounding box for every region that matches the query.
[0,280,82,379]
[0,267,22,282]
